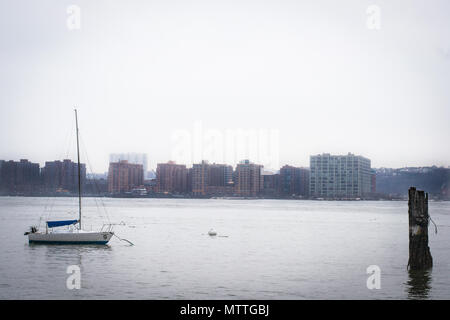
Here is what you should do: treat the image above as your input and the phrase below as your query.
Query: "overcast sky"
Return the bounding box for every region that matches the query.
[1,0,449,172]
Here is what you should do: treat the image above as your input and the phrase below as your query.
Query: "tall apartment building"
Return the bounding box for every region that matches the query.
[109,153,148,179]
[156,161,188,194]
[0,159,40,193]
[209,164,233,187]
[234,160,263,197]
[192,161,233,196]
[108,160,144,194]
[279,165,310,197]
[309,153,372,198]
[262,172,280,197]
[192,161,209,195]
[42,159,87,192]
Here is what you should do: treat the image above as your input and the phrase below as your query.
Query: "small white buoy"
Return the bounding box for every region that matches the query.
[208,228,217,236]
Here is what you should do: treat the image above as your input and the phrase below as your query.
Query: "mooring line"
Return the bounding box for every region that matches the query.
[113,233,134,246]
[429,216,438,234]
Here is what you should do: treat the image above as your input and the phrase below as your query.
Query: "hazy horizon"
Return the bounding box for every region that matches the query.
[1,0,450,172]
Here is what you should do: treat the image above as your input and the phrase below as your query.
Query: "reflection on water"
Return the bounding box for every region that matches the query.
[28,243,113,273]
[406,269,432,300]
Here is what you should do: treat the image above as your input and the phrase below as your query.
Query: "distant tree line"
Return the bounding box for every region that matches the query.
[376,167,450,198]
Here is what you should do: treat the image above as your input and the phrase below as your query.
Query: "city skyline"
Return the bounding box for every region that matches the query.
[3,153,449,199]
[1,0,450,172]
[1,153,450,175]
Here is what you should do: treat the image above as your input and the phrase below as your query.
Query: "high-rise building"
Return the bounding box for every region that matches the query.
[156,161,188,194]
[279,165,310,197]
[208,163,233,188]
[309,153,372,198]
[0,159,40,193]
[108,160,143,194]
[192,161,209,196]
[234,160,263,196]
[262,172,280,197]
[109,153,148,179]
[42,159,86,192]
[192,161,233,196]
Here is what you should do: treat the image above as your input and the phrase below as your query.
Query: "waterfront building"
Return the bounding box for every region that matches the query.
[156,161,188,194]
[262,172,280,197]
[206,163,234,196]
[279,165,310,197]
[42,159,86,192]
[192,161,209,196]
[84,178,108,195]
[208,163,233,188]
[109,153,148,179]
[0,159,40,193]
[309,153,372,198]
[234,160,263,196]
[191,161,234,196]
[108,160,143,194]
[192,161,233,196]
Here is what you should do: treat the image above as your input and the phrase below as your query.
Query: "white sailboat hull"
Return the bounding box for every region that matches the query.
[28,231,113,245]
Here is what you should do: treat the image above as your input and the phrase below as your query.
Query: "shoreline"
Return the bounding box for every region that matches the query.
[0,194,438,201]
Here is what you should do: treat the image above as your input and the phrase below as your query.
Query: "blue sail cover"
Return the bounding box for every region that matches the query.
[47,220,79,228]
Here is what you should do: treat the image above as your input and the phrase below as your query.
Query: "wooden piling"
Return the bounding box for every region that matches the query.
[408,187,433,270]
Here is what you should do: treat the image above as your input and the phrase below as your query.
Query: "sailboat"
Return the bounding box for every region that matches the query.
[25,109,114,245]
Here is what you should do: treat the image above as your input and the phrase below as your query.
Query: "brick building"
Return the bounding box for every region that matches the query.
[234,160,263,196]
[279,165,310,197]
[0,159,40,193]
[156,161,188,194]
[108,160,144,194]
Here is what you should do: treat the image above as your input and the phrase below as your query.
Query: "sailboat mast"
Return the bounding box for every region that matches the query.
[74,109,82,229]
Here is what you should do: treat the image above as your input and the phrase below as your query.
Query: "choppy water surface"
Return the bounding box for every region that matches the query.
[0,197,449,299]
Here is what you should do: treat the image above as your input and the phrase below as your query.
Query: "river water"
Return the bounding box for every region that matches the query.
[0,197,449,299]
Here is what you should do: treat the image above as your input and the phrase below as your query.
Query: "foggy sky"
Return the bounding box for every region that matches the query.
[1,0,449,172]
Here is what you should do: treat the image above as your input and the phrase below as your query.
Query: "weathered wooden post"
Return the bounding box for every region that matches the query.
[408,187,433,270]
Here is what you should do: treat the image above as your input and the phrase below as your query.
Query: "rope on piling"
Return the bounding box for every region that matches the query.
[429,216,438,234]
